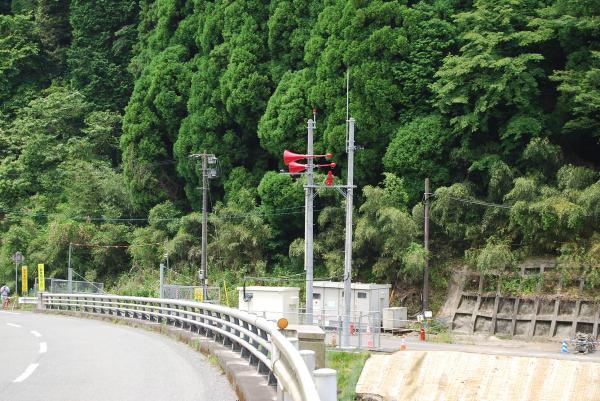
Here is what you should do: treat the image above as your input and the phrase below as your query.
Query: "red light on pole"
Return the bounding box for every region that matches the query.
[325,171,334,186]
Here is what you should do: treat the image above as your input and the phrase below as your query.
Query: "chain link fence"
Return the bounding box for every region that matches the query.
[34,278,104,294]
[250,309,382,350]
[163,284,221,304]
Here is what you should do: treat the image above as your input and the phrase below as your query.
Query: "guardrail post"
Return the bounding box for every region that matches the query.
[36,292,45,310]
[300,349,316,373]
[314,368,337,401]
[222,314,232,346]
[277,383,292,401]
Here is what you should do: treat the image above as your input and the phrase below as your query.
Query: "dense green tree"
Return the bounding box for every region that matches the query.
[1,0,600,300]
[121,45,192,211]
[34,0,71,74]
[0,14,47,117]
[257,171,304,245]
[68,0,139,109]
[175,0,272,208]
[208,189,272,277]
[354,174,423,284]
[384,115,454,202]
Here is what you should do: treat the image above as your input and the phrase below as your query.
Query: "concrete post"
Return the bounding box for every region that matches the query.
[288,337,299,350]
[159,263,165,299]
[314,368,337,401]
[36,291,45,310]
[67,242,72,293]
[201,151,208,298]
[342,118,355,348]
[299,349,316,373]
[305,119,315,324]
[423,178,430,311]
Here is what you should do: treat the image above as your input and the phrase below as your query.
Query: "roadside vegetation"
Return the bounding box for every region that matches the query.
[0,0,598,308]
[327,351,370,401]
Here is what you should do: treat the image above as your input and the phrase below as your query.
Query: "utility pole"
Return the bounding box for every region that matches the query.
[305,119,315,324]
[342,118,355,348]
[190,152,218,300]
[68,242,73,293]
[423,178,430,312]
[201,152,209,299]
[160,263,165,299]
[12,251,23,296]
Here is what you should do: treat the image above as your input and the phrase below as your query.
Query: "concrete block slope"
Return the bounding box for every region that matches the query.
[356,350,600,401]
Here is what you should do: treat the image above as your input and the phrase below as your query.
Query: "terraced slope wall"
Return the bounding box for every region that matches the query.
[450,259,600,339]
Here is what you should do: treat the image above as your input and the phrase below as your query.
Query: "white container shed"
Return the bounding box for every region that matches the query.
[237,286,300,324]
[312,281,391,327]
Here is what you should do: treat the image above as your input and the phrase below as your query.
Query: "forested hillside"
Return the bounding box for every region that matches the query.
[0,0,598,303]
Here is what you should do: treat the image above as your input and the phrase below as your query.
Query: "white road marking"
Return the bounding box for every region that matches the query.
[39,342,47,354]
[13,363,39,383]
[7,323,21,328]
[30,330,42,338]
[0,311,20,315]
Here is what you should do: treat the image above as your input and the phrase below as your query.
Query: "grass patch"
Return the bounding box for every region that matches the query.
[326,350,369,401]
[428,330,453,343]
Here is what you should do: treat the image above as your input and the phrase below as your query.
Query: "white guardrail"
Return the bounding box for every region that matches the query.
[38,293,332,401]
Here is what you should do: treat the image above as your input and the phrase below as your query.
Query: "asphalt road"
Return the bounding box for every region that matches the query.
[0,310,237,401]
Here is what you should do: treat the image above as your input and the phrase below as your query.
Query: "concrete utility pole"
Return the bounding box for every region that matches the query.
[68,242,73,293]
[342,118,355,348]
[305,119,315,324]
[159,263,165,299]
[201,153,209,298]
[190,151,218,300]
[12,251,23,296]
[423,178,430,312]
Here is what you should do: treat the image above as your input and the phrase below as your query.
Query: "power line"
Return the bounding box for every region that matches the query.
[70,242,164,249]
[433,193,513,210]
[0,204,324,223]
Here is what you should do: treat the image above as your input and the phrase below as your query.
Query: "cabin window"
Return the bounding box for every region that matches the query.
[357,291,367,299]
[313,293,321,300]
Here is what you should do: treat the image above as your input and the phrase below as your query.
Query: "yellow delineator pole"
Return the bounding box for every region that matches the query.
[21,266,28,295]
[37,264,45,292]
[223,280,230,306]
[194,287,203,302]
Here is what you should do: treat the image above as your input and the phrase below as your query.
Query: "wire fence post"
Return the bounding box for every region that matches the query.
[358,311,362,349]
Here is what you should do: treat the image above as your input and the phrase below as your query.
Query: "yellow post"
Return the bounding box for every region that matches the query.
[194,287,203,302]
[21,266,28,295]
[223,280,230,306]
[37,264,45,292]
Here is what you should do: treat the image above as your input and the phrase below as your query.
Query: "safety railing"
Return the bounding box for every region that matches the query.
[38,293,329,401]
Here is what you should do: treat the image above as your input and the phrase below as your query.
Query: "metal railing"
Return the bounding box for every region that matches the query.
[38,293,323,401]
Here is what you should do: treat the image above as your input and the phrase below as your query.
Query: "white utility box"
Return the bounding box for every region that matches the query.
[237,286,300,324]
[312,281,391,328]
[383,307,408,330]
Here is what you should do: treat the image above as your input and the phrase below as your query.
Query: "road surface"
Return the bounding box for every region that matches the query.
[0,310,237,401]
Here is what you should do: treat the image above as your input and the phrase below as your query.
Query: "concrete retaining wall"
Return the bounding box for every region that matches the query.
[450,259,600,339]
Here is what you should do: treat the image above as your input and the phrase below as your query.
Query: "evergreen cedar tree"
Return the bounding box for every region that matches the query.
[0,0,598,295]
